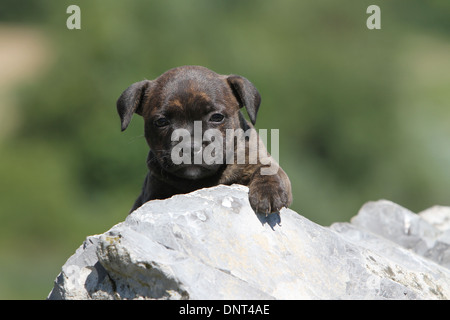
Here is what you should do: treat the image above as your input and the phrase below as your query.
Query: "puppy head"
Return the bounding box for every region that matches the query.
[117,65,261,180]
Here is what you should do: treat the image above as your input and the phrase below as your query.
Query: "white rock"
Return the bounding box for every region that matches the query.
[419,206,450,231]
[48,185,450,300]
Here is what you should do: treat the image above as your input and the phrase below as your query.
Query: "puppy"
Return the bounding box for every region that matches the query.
[117,66,292,214]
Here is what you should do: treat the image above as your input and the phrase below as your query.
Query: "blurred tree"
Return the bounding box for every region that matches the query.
[2,0,450,298]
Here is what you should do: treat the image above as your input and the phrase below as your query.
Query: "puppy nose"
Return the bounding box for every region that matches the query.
[192,140,202,155]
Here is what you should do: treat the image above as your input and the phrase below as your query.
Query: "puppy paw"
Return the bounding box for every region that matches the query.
[248,176,291,215]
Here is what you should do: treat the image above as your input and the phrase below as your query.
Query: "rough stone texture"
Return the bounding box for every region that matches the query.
[47,185,450,300]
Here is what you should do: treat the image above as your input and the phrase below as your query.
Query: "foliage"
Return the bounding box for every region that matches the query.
[1,0,450,299]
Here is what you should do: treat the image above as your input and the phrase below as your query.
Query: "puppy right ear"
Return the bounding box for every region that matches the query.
[227,75,261,125]
[116,80,153,131]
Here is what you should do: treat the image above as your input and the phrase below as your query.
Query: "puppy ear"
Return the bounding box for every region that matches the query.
[227,75,261,125]
[116,80,153,131]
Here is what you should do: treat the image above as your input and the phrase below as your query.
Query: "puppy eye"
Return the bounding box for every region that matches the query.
[154,117,170,127]
[209,113,225,123]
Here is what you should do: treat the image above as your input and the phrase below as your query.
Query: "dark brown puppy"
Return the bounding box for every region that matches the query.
[117,66,292,214]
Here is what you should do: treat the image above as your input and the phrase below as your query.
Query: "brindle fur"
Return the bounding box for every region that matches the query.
[117,66,292,214]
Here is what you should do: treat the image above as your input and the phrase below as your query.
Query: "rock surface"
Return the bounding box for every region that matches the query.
[47,185,450,300]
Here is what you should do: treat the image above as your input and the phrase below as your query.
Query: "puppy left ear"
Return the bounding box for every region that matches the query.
[117,80,153,131]
[227,75,261,125]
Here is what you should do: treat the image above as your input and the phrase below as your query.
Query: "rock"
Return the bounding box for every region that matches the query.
[419,205,450,232]
[335,200,450,270]
[47,185,450,300]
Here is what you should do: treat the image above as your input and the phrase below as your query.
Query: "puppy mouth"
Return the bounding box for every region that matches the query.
[152,150,222,180]
[170,164,220,180]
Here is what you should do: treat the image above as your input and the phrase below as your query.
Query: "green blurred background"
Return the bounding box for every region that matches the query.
[1,0,450,299]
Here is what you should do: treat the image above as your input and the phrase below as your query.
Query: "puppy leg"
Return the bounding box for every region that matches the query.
[129,173,150,213]
[248,164,292,214]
